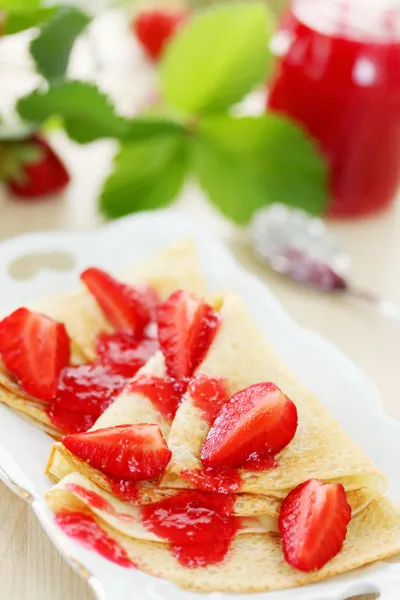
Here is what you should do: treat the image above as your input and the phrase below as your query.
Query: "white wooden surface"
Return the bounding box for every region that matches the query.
[0,9,396,600]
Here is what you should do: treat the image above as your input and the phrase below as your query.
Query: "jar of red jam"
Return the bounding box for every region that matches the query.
[267,0,400,218]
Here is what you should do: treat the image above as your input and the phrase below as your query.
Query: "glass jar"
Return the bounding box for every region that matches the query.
[267,0,400,218]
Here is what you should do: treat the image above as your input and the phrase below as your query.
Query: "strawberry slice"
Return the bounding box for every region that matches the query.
[157,290,220,380]
[0,308,70,401]
[62,424,172,481]
[200,382,298,469]
[279,479,352,571]
[81,268,158,337]
[132,8,188,61]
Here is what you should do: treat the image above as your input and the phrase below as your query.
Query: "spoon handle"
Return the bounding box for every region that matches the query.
[347,286,400,321]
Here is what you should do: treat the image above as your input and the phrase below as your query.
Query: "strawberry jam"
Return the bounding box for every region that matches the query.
[141,490,239,567]
[66,483,136,522]
[48,365,126,434]
[128,374,186,421]
[268,1,400,217]
[55,510,135,568]
[244,451,278,471]
[108,478,140,504]
[96,332,158,378]
[181,467,242,494]
[188,375,229,424]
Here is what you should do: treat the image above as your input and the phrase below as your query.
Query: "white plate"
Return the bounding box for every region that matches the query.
[0,209,399,600]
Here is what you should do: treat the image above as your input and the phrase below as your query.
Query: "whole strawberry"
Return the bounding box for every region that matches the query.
[5,134,70,199]
[133,7,188,61]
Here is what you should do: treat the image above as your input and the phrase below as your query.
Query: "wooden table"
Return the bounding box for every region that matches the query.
[0,10,398,600]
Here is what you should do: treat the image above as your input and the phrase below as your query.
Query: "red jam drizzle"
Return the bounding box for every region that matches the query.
[188,375,229,424]
[128,374,186,421]
[172,539,234,568]
[181,467,242,494]
[65,483,136,523]
[96,332,158,378]
[243,451,278,471]
[108,478,140,504]
[141,490,240,567]
[47,406,98,434]
[48,364,126,434]
[55,510,135,568]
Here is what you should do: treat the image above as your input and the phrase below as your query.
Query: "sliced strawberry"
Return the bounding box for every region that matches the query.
[81,267,158,336]
[0,308,70,401]
[62,424,172,481]
[96,331,158,378]
[279,479,352,571]
[200,382,298,469]
[157,290,220,380]
[132,8,188,61]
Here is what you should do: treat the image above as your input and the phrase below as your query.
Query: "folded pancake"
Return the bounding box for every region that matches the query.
[46,293,378,519]
[163,293,386,501]
[0,238,205,435]
[47,472,278,539]
[46,338,286,517]
[0,393,62,438]
[47,477,400,593]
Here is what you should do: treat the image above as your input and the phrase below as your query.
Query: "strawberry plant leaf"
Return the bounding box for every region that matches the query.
[30,6,91,83]
[17,81,129,143]
[192,135,267,224]
[0,0,40,9]
[125,116,185,140]
[4,7,57,34]
[17,82,184,143]
[161,2,273,115]
[192,114,328,223]
[100,133,188,219]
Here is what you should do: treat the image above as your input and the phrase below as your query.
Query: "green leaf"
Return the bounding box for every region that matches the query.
[17,81,129,143]
[0,0,40,9]
[192,114,328,223]
[192,135,267,224]
[161,2,273,115]
[30,6,91,83]
[124,116,185,141]
[4,8,57,35]
[100,133,188,219]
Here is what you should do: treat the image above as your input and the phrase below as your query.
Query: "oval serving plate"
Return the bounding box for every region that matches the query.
[0,209,399,600]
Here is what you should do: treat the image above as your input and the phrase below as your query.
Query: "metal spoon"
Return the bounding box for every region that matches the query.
[250,204,400,321]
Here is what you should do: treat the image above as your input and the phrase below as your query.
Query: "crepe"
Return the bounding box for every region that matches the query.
[0,239,205,436]
[47,472,279,540]
[46,478,400,593]
[46,334,287,518]
[46,292,380,520]
[163,293,386,501]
